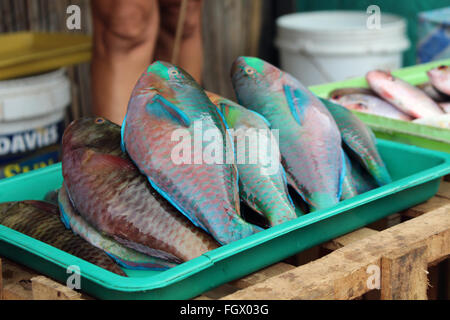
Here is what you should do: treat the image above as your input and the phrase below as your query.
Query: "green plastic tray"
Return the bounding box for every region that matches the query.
[310,59,450,153]
[0,139,449,299]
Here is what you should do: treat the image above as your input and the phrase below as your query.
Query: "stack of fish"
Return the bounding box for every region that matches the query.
[0,57,392,276]
[330,65,450,129]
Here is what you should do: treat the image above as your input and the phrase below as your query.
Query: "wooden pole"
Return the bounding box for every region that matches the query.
[171,0,189,65]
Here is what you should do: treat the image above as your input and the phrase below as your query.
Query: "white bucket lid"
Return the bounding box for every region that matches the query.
[275,11,410,55]
[0,69,71,122]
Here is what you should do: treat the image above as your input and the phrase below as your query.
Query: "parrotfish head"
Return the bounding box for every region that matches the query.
[131,61,200,101]
[231,57,283,110]
[231,56,281,89]
[62,118,122,155]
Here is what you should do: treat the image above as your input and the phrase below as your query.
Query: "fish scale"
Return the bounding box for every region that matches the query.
[62,118,218,263]
[122,61,260,245]
[0,201,126,276]
[322,100,392,187]
[207,92,299,226]
[58,187,178,270]
[231,57,344,211]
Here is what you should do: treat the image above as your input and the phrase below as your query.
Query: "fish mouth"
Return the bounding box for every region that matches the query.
[230,57,245,78]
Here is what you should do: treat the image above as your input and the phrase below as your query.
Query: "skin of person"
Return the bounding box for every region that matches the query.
[91,0,204,124]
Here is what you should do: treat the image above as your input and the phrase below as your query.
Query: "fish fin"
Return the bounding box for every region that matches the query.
[58,200,72,230]
[246,109,272,128]
[337,149,347,200]
[104,252,173,271]
[380,89,394,100]
[283,84,309,125]
[146,95,191,127]
[120,113,127,153]
[217,102,241,128]
[113,235,183,264]
[211,104,241,216]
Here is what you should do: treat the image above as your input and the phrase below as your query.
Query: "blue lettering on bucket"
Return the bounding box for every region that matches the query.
[0,121,65,179]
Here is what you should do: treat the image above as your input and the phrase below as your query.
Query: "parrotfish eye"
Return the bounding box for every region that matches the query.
[332,95,341,100]
[169,68,179,76]
[244,66,256,75]
[438,65,448,70]
[95,117,105,124]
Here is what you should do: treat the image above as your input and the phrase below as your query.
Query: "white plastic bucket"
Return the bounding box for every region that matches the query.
[0,69,71,178]
[275,11,410,86]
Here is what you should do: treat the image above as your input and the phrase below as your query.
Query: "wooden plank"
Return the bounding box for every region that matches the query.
[401,196,449,218]
[221,205,450,300]
[437,181,450,200]
[380,244,428,300]
[31,276,85,300]
[230,263,296,290]
[1,260,36,300]
[194,262,295,299]
[322,228,379,251]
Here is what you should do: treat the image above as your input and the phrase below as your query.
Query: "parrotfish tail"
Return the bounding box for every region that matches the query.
[120,114,128,153]
[104,252,173,271]
[373,163,393,186]
[337,149,347,200]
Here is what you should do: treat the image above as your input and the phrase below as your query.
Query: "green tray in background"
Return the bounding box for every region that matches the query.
[0,139,449,300]
[310,59,450,153]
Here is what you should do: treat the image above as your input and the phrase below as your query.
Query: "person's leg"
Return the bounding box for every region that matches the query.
[91,0,159,124]
[155,0,203,83]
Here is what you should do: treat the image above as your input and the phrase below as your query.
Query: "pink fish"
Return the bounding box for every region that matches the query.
[366,70,444,118]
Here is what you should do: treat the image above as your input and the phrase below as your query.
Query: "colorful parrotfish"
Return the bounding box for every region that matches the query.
[207,91,300,226]
[122,61,261,245]
[231,57,345,211]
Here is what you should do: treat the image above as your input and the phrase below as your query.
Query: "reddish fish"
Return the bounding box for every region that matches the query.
[427,65,450,96]
[62,117,219,263]
[0,201,126,276]
[366,70,444,118]
[330,93,412,121]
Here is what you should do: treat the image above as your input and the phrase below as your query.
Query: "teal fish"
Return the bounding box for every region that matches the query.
[207,91,300,226]
[122,61,261,245]
[58,187,178,270]
[231,57,344,211]
[341,151,377,200]
[321,99,392,186]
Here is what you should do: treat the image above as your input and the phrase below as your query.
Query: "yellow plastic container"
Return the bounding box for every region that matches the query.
[0,32,92,80]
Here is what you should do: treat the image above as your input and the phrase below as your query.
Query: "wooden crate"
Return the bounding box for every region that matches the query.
[1,180,449,300]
